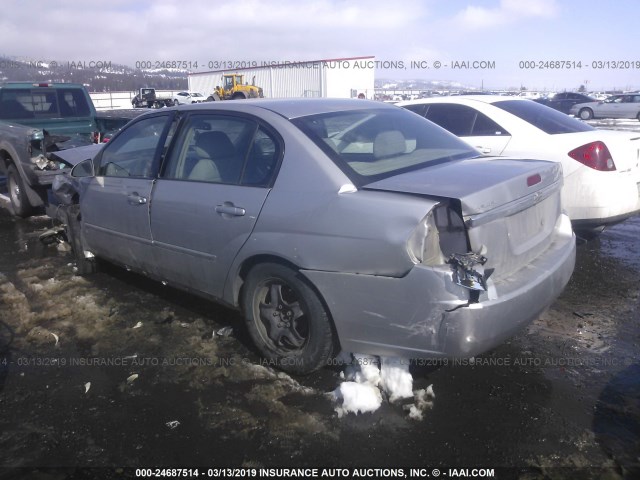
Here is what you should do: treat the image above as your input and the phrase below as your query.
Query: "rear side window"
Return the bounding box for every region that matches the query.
[0,88,91,119]
[494,99,594,134]
[424,103,509,137]
[162,114,281,187]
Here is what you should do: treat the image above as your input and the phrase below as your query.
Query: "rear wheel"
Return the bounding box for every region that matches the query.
[579,108,594,120]
[242,263,334,375]
[7,164,33,218]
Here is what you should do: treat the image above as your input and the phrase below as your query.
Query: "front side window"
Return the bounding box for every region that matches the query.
[98,115,172,177]
[294,108,477,186]
[423,103,509,137]
[403,104,427,116]
[425,104,476,136]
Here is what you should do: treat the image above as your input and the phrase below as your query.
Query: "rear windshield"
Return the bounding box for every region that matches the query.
[0,88,92,120]
[293,108,478,186]
[493,99,594,134]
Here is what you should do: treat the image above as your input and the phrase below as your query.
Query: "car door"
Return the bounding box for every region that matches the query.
[425,103,511,155]
[598,96,624,118]
[80,112,175,273]
[619,95,640,119]
[149,113,281,298]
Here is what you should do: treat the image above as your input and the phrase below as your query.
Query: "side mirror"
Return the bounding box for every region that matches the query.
[71,158,95,178]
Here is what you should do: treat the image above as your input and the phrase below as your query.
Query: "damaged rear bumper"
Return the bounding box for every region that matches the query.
[301,215,576,359]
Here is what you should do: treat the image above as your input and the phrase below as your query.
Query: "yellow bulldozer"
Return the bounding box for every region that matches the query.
[206,74,264,101]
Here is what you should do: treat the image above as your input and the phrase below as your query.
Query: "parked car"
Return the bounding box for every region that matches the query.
[0,82,140,217]
[52,99,575,374]
[398,96,640,238]
[534,92,596,114]
[172,91,206,106]
[569,94,640,120]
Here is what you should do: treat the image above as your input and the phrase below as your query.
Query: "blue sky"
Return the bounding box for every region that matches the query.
[1,0,638,90]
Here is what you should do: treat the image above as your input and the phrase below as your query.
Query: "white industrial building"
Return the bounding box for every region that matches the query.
[188,56,376,100]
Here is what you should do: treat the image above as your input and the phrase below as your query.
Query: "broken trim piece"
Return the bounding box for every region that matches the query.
[447,252,488,291]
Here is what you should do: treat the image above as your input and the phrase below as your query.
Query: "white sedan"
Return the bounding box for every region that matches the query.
[398,96,640,238]
[172,91,206,105]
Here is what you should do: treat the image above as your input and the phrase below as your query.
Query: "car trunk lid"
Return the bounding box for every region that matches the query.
[364,157,563,279]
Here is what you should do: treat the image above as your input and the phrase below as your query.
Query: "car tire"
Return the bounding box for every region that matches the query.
[579,108,594,120]
[173,99,179,106]
[242,263,334,375]
[7,164,33,218]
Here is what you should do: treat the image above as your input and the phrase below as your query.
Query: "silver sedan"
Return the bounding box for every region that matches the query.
[570,93,640,120]
[55,99,576,374]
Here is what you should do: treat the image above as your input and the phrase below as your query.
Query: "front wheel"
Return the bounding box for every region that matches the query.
[579,108,593,120]
[7,164,33,218]
[242,263,334,375]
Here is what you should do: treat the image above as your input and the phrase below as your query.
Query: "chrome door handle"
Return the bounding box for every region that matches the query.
[215,204,246,217]
[127,193,147,205]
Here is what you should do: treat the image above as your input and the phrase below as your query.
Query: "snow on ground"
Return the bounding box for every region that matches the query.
[380,356,413,402]
[332,353,435,419]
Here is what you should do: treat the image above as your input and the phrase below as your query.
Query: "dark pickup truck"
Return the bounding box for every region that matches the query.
[0,82,141,216]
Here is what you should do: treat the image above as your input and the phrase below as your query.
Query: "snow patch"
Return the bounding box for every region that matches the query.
[403,385,436,421]
[333,381,382,418]
[332,353,435,419]
[380,356,413,402]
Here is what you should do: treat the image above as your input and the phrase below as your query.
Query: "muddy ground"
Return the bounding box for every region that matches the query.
[0,204,638,479]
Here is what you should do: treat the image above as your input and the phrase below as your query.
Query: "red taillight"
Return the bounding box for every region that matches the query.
[527,173,541,187]
[568,141,616,171]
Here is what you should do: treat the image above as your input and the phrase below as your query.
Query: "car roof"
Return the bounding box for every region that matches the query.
[167,98,397,119]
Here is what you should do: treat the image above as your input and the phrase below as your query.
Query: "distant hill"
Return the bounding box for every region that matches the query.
[0,56,188,92]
